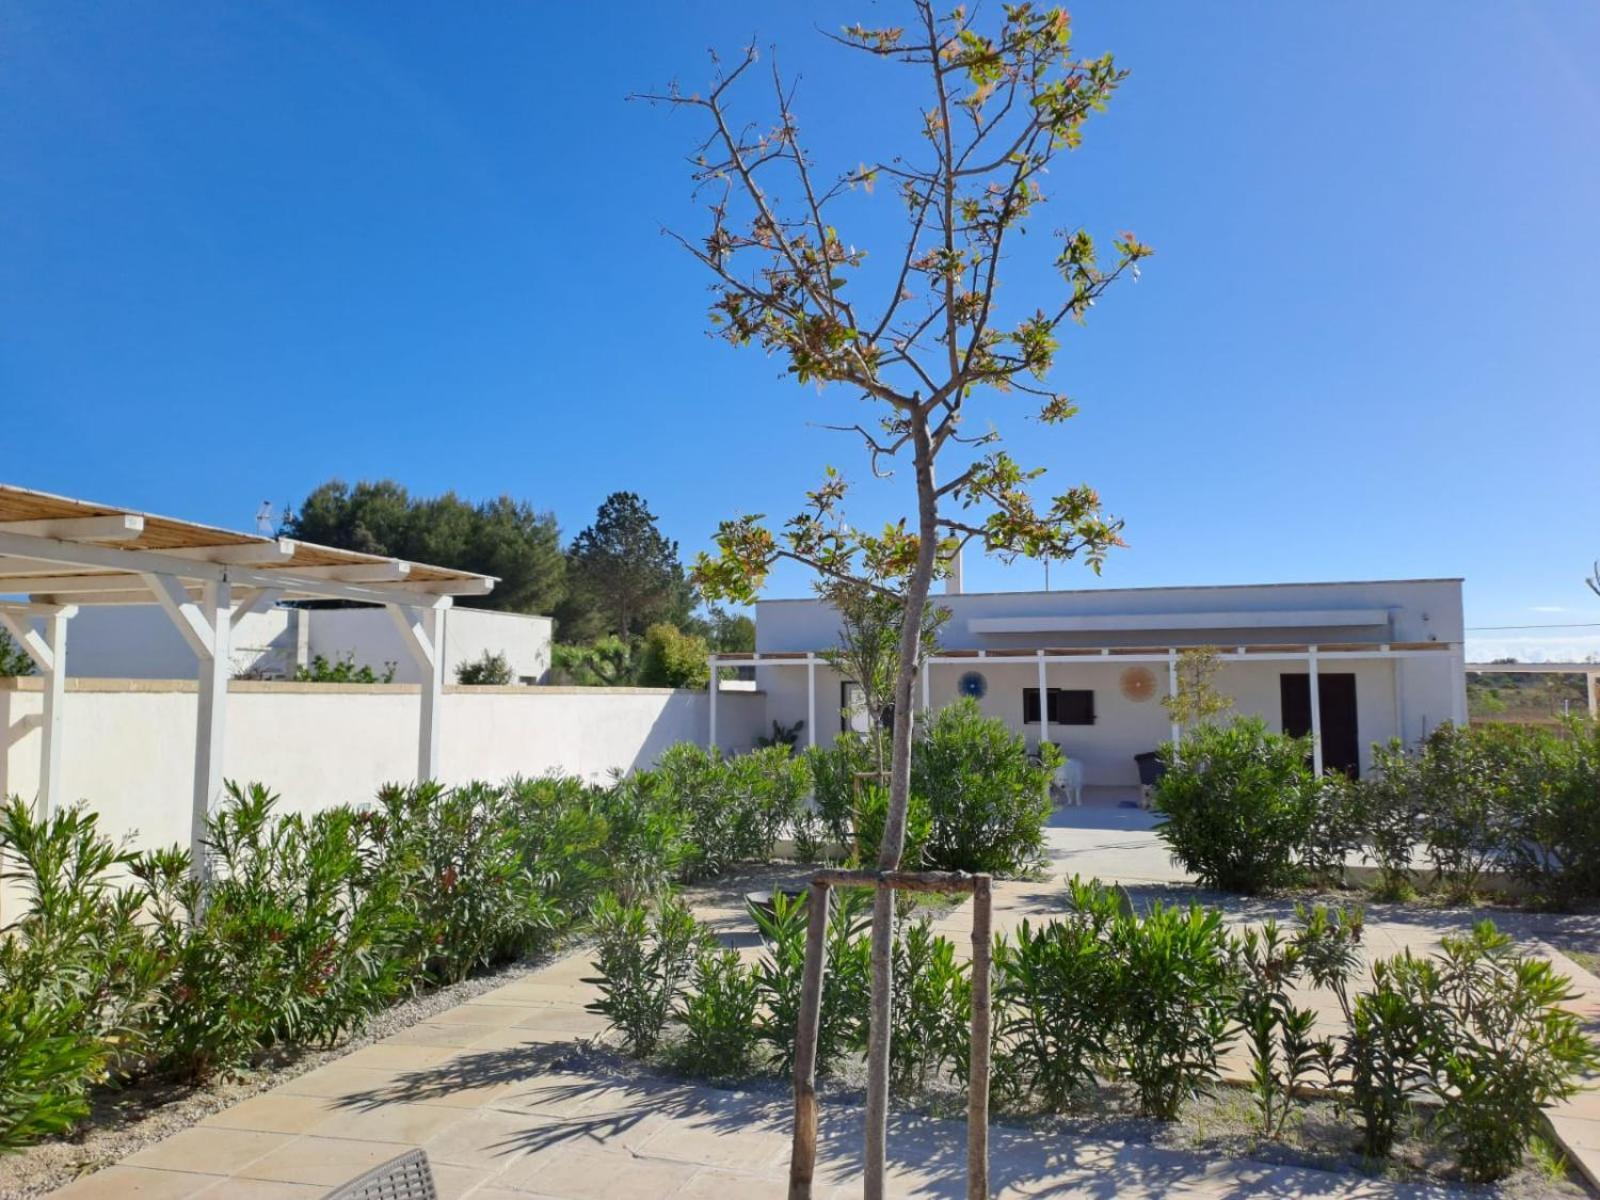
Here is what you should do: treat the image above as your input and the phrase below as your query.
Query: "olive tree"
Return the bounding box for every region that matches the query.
[642,5,1146,1187]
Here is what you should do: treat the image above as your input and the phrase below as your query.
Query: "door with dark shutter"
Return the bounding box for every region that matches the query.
[1279,673,1360,777]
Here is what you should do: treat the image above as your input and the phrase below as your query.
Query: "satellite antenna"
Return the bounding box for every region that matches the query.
[255,501,276,536]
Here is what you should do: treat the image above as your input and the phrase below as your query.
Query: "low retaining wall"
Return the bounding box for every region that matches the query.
[0,678,766,854]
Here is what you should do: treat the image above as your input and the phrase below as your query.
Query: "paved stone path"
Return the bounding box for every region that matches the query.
[44,809,1600,1198]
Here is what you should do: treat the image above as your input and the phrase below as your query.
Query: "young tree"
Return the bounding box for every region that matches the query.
[1161,647,1235,731]
[822,581,947,782]
[561,492,694,640]
[647,5,1147,1187]
[1588,560,1599,599]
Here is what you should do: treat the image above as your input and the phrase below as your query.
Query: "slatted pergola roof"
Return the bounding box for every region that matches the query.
[0,483,497,874]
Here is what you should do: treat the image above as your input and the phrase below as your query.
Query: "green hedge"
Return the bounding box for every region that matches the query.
[1153,716,1600,903]
[0,741,809,1154]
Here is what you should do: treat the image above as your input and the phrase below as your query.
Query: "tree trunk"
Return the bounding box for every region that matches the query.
[863,410,940,1198]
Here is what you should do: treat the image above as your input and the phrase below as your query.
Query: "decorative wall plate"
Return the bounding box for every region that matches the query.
[958,670,988,700]
[1120,666,1157,703]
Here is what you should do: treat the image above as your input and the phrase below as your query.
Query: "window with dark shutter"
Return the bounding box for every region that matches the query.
[1022,688,1096,726]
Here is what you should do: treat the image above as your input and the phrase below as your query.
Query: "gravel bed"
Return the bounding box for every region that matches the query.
[0,949,569,1200]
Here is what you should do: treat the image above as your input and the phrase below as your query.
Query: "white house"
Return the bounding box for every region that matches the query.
[713,578,1468,792]
[61,603,553,685]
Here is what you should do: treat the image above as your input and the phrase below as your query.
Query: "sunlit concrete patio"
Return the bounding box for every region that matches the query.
[44,812,1600,1199]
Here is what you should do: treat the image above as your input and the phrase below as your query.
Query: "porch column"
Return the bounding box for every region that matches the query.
[1308,645,1324,776]
[1035,651,1050,751]
[388,600,448,782]
[1167,650,1181,749]
[707,654,719,750]
[0,605,75,818]
[1450,648,1469,727]
[1391,651,1406,747]
[806,654,817,749]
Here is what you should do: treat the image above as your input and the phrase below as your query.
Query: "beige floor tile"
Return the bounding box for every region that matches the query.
[430,1003,548,1028]
[496,1146,698,1199]
[189,1179,326,1199]
[429,1161,498,1199]
[46,1166,215,1199]
[511,1008,608,1035]
[312,1099,470,1145]
[271,1063,404,1101]
[384,1020,510,1048]
[420,1108,561,1168]
[234,1135,412,1187]
[336,1042,460,1071]
[635,1120,792,1170]
[200,1093,338,1135]
[672,1165,788,1199]
[124,1126,292,1176]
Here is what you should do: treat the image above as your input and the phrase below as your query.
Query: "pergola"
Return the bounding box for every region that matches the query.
[710,641,1464,775]
[0,484,495,871]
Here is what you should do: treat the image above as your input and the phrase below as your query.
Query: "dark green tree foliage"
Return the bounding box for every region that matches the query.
[0,630,35,677]
[286,480,565,615]
[560,492,693,641]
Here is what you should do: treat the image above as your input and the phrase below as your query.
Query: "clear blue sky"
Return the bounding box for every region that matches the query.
[3,2,1597,659]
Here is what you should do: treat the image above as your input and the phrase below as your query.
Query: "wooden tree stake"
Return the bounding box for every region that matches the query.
[784,870,994,1199]
[966,876,993,1200]
[788,879,833,1200]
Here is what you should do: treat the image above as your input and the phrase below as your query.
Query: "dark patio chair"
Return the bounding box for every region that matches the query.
[323,1148,437,1200]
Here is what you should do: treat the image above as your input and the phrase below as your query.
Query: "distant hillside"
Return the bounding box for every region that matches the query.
[1469,663,1592,727]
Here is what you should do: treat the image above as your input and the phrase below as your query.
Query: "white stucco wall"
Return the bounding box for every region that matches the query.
[309,606,553,684]
[59,604,553,685]
[754,578,1465,786]
[0,680,764,856]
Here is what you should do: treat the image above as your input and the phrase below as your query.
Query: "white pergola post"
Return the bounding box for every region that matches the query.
[921,655,930,712]
[1035,650,1050,751]
[1589,671,1599,721]
[389,601,448,782]
[0,604,75,818]
[1308,644,1324,776]
[707,654,719,750]
[145,574,232,874]
[806,654,817,749]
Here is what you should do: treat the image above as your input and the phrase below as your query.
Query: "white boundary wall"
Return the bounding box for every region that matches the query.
[60,605,554,685]
[0,680,765,854]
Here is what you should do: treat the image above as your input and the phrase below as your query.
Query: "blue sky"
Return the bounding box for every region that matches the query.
[3,2,1597,658]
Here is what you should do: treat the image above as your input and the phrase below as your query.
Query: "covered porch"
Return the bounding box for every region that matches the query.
[709,641,1464,787]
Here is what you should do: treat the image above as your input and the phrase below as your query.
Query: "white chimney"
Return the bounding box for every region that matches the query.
[945,545,963,595]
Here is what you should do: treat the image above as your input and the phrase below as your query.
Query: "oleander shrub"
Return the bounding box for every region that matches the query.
[644,743,809,880]
[133,785,415,1081]
[1152,717,1322,894]
[584,892,703,1058]
[888,917,970,1092]
[1495,720,1600,904]
[911,700,1055,875]
[1341,950,1439,1159]
[992,880,1121,1109]
[1374,724,1507,897]
[1428,921,1600,1181]
[752,888,874,1075]
[1108,898,1237,1119]
[805,731,885,858]
[369,780,563,984]
[671,945,763,1078]
[0,800,162,1150]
